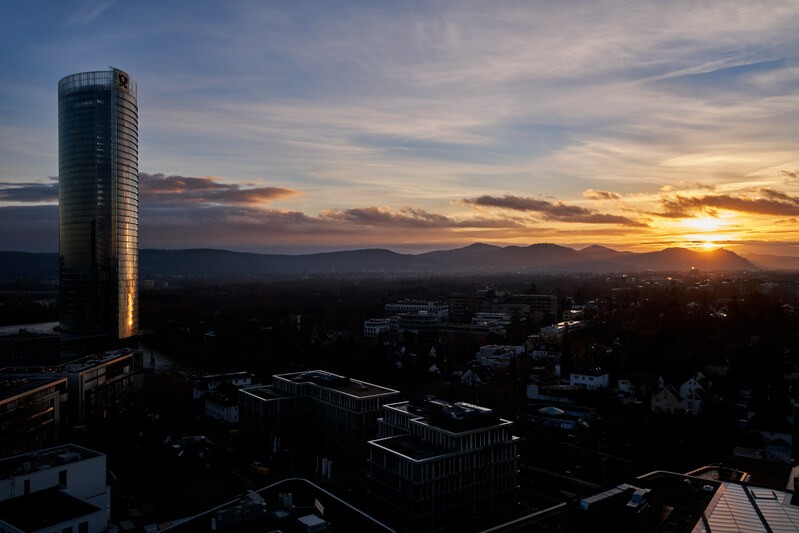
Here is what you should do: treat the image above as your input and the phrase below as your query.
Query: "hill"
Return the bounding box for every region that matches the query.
[0,244,762,281]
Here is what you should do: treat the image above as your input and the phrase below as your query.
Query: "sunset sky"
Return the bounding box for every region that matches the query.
[2,0,799,256]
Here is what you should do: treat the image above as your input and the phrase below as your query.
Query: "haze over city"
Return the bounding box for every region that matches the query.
[2,0,799,256]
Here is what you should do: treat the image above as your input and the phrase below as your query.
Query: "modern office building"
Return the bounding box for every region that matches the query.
[368,398,519,531]
[240,370,401,466]
[58,67,138,341]
[0,376,68,456]
[385,300,449,321]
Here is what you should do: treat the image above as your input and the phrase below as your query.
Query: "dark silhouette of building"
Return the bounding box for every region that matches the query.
[368,398,519,531]
[58,68,138,342]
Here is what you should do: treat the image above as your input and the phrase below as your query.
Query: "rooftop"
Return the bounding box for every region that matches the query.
[61,349,133,373]
[239,384,293,401]
[370,434,452,462]
[0,443,102,480]
[279,370,399,399]
[396,398,512,433]
[0,375,66,403]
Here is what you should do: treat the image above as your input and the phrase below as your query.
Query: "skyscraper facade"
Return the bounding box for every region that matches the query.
[58,68,138,340]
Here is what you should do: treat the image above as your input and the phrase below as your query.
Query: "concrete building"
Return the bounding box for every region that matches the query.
[192,371,254,400]
[0,326,60,367]
[1,349,140,426]
[0,444,108,532]
[368,398,519,531]
[205,388,240,424]
[58,68,139,342]
[240,370,401,466]
[396,311,439,335]
[59,349,140,424]
[363,318,392,339]
[385,300,449,321]
[0,376,68,457]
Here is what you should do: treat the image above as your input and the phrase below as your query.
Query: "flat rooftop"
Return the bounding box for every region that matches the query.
[0,376,66,402]
[278,370,400,399]
[370,434,452,462]
[401,399,512,433]
[240,384,293,401]
[0,443,102,480]
[61,349,133,372]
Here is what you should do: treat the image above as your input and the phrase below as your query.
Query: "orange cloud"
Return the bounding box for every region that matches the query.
[463,194,646,226]
[139,173,300,206]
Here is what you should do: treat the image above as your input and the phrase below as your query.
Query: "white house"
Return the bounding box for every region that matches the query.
[570,368,609,390]
[679,372,708,398]
[651,385,683,415]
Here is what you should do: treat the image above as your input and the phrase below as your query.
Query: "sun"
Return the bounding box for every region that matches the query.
[681,216,724,233]
[676,214,737,251]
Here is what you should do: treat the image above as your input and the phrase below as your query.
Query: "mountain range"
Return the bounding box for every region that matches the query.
[3,243,797,281]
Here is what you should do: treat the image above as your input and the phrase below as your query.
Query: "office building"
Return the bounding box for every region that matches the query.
[385,300,449,321]
[368,398,519,531]
[0,376,68,456]
[58,67,138,342]
[240,370,401,466]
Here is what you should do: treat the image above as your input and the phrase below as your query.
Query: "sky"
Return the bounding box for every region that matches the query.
[1,0,799,256]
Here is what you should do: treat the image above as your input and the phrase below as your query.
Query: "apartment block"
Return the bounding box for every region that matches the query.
[0,443,108,532]
[368,398,519,531]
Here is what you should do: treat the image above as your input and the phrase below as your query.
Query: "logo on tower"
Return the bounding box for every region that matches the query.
[117,71,129,90]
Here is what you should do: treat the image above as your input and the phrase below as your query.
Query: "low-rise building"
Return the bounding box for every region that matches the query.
[192,371,254,400]
[651,385,684,415]
[363,318,392,339]
[396,311,439,334]
[0,376,68,456]
[4,349,141,425]
[570,367,609,390]
[368,398,519,531]
[385,300,449,321]
[60,349,141,424]
[0,443,108,532]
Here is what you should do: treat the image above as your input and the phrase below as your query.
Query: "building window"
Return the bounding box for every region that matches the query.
[59,469,68,487]
[79,523,89,533]
[24,479,30,495]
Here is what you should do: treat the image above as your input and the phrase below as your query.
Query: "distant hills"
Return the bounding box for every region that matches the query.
[1,243,789,281]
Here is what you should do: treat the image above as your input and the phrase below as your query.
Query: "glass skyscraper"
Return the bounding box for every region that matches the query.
[58,68,138,340]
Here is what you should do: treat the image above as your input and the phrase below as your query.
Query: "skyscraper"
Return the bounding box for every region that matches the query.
[58,68,138,341]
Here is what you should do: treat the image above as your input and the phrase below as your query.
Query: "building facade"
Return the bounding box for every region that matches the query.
[58,68,139,341]
[368,399,519,531]
[385,300,449,321]
[0,377,68,457]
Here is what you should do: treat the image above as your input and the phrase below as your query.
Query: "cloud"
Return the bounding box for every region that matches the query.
[782,170,799,183]
[0,181,59,203]
[463,194,646,226]
[318,206,521,230]
[66,1,115,26]
[656,189,799,218]
[583,189,621,200]
[140,173,300,207]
